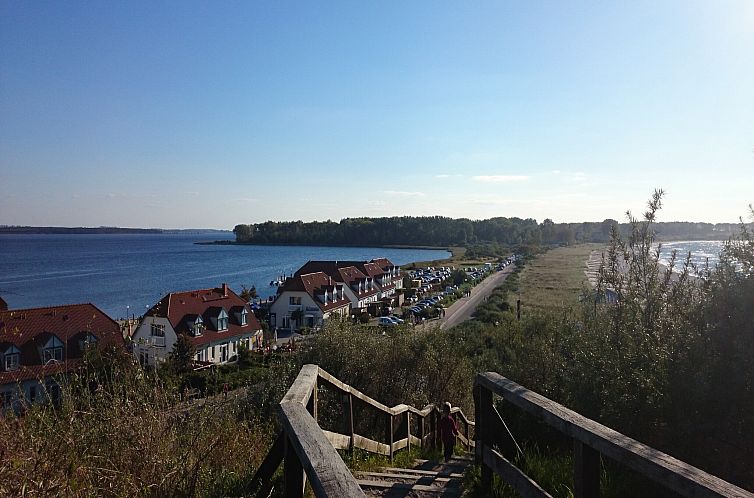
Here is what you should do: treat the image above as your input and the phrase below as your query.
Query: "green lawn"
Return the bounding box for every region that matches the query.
[509,244,604,312]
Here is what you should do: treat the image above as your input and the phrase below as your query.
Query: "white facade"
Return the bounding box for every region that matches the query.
[269,291,350,332]
[132,316,262,367]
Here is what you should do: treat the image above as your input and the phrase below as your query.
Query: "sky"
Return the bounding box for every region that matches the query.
[1,1,753,229]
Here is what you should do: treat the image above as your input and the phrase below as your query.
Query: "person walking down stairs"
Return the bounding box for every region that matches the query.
[438,401,459,463]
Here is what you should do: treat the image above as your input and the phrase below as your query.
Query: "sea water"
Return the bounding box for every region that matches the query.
[0,233,450,319]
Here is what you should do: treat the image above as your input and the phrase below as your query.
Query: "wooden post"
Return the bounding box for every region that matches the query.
[347,393,355,451]
[385,412,394,461]
[429,408,437,450]
[406,411,411,452]
[306,378,317,422]
[284,434,305,498]
[574,440,600,498]
[475,384,493,490]
[464,418,470,451]
[418,413,425,448]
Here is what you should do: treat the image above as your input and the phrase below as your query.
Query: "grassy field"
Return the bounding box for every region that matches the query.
[509,244,604,312]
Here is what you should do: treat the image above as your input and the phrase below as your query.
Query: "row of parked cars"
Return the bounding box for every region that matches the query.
[409,266,453,295]
[406,295,445,315]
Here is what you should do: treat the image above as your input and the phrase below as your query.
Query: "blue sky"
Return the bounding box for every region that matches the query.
[1,1,752,228]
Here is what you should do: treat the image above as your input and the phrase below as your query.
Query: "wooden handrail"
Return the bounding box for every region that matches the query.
[475,372,754,498]
[252,364,475,497]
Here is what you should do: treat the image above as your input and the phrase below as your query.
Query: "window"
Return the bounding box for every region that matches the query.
[79,333,97,351]
[4,353,19,371]
[240,309,248,326]
[217,310,228,331]
[190,316,204,336]
[289,296,301,305]
[3,346,20,371]
[139,351,149,366]
[44,347,62,363]
[150,323,165,337]
[29,385,36,404]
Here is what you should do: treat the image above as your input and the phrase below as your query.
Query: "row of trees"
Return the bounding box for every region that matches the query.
[233,216,745,248]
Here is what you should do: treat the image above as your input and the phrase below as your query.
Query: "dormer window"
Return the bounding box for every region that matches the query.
[78,333,97,351]
[217,309,229,331]
[3,346,20,371]
[240,309,248,326]
[42,336,64,363]
[189,316,204,336]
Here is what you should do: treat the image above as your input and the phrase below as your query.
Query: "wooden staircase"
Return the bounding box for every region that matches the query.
[356,457,470,497]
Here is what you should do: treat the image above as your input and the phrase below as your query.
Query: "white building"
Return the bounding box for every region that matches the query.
[132,283,263,367]
[293,261,380,311]
[269,272,351,332]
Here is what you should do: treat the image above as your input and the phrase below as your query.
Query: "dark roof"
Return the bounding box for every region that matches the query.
[0,303,124,385]
[145,284,262,347]
[0,296,7,311]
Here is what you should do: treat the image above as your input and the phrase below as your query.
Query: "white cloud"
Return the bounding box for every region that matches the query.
[234,197,259,203]
[435,174,464,179]
[383,190,426,197]
[472,175,529,183]
[552,170,561,175]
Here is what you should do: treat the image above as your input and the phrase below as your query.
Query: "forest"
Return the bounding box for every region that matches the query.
[233,216,743,247]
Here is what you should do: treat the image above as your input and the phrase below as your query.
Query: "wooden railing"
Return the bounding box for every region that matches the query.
[474,372,754,498]
[250,364,474,497]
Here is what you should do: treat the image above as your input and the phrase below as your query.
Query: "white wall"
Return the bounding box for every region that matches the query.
[131,316,176,367]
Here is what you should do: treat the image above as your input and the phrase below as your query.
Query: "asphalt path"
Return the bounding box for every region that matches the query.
[439,265,515,329]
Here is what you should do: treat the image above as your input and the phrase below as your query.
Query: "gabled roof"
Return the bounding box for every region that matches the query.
[145,284,262,346]
[0,296,7,311]
[371,258,398,272]
[0,303,124,385]
[277,272,350,312]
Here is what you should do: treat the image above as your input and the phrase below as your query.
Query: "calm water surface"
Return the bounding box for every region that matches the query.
[0,233,449,318]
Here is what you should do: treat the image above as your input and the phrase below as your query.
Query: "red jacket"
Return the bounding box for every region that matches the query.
[439,414,458,445]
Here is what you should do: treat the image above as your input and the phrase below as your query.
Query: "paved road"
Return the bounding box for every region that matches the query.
[439,265,515,330]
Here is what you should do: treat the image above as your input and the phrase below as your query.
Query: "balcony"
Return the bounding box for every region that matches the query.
[150,336,166,347]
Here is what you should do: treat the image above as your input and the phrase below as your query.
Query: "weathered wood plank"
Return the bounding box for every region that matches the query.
[481,445,554,498]
[250,431,285,498]
[476,372,754,498]
[282,364,318,406]
[574,440,599,498]
[409,434,422,447]
[355,479,463,497]
[393,437,409,452]
[353,434,390,456]
[322,430,351,450]
[278,402,366,497]
[284,434,305,498]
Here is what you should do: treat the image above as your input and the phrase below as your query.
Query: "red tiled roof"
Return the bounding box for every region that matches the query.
[277,272,350,312]
[294,261,378,296]
[145,284,262,347]
[0,303,124,385]
[371,258,397,272]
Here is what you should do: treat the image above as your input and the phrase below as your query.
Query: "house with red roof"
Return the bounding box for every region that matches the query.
[132,283,262,367]
[294,261,380,310]
[268,272,350,332]
[0,303,124,414]
[336,258,403,299]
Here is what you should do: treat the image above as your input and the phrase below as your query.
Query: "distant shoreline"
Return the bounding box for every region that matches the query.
[0,227,231,235]
[196,239,453,252]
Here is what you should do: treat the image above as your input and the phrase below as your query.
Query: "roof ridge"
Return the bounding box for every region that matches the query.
[0,302,99,314]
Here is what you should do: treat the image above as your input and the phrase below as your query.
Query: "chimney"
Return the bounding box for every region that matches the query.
[222,283,228,297]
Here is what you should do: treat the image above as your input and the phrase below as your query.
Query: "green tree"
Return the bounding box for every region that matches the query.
[168,334,196,374]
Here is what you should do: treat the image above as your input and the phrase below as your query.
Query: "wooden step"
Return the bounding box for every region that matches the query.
[378,467,465,479]
[357,478,463,497]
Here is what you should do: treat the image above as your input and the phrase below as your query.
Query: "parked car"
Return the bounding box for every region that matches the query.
[378,317,397,326]
[389,315,404,324]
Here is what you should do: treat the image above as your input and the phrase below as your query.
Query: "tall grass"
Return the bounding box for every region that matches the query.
[0,349,273,497]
